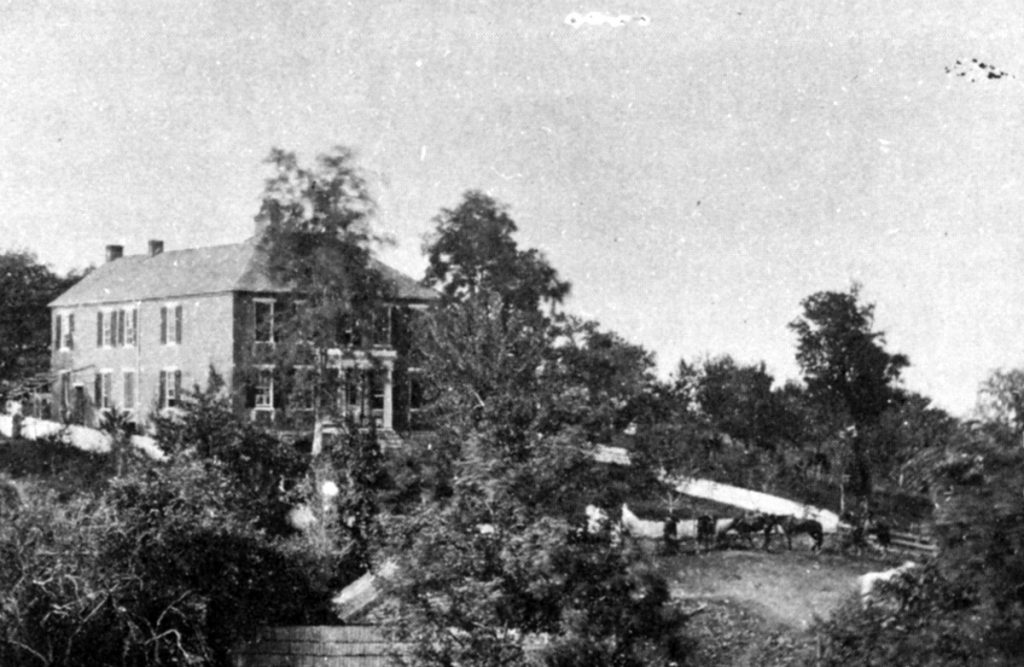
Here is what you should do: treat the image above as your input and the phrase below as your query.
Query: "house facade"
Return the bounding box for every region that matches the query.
[49,236,436,433]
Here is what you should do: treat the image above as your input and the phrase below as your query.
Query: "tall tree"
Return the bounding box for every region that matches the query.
[253,146,393,452]
[789,283,909,494]
[422,190,571,314]
[0,250,80,384]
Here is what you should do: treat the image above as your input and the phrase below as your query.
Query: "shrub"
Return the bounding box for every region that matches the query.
[0,455,359,666]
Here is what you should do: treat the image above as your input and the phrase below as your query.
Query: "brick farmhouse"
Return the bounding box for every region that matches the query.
[48,234,437,435]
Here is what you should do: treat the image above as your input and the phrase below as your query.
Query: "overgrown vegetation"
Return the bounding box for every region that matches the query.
[3,146,1023,665]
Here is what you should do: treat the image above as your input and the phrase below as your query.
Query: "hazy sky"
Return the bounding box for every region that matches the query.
[3,0,1023,416]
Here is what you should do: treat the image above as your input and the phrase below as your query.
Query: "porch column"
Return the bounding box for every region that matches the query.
[383,366,393,430]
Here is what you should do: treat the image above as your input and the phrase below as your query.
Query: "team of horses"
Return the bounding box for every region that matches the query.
[591,503,892,555]
[656,509,826,553]
[710,511,824,552]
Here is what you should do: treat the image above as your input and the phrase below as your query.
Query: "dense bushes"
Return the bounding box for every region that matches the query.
[0,379,364,666]
[0,434,113,496]
[814,434,1024,665]
[0,454,356,667]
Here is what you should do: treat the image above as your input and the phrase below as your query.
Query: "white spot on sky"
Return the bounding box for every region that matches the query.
[565,11,650,28]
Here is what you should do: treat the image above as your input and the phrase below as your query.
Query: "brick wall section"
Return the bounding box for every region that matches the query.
[51,294,237,425]
[231,626,405,667]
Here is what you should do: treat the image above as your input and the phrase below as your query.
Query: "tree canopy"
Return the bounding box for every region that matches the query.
[0,250,80,384]
[789,284,909,427]
[252,146,394,444]
[422,190,571,314]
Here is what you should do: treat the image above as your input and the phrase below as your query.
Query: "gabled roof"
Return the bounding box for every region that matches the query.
[50,236,438,307]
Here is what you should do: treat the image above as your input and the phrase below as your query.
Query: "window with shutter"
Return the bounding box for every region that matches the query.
[160,307,167,344]
[255,368,274,408]
[97,312,104,347]
[254,300,274,343]
[54,314,62,350]
[67,313,74,350]
[174,305,182,344]
[159,370,167,408]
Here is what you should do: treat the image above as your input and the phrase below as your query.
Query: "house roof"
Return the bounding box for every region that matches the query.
[50,236,438,307]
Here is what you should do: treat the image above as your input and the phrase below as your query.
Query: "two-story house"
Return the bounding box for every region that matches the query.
[49,234,437,434]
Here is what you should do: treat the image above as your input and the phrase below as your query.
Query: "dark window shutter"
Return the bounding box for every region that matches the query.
[68,314,74,350]
[117,310,125,346]
[173,370,182,406]
[97,312,103,347]
[244,381,256,409]
[160,307,167,344]
[158,371,167,408]
[55,315,62,350]
[272,370,284,409]
[131,308,138,346]
[175,305,183,344]
[94,374,102,405]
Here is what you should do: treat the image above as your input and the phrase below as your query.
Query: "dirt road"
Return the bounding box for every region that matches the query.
[657,548,896,665]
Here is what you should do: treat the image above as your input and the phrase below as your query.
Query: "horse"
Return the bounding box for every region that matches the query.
[719,511,777,550]
[695,514,717,553]
[780,516,823,552]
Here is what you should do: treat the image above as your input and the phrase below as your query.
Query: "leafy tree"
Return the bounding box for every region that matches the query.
[684,355,780,450]
[253,146,394,452]
[422,191,571,314]
[382,292,690,664]
[789,284,909,495]
[0,251,80,384]
[976,367,1024,447]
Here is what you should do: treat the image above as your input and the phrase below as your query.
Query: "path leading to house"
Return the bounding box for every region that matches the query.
[658,547,891,665]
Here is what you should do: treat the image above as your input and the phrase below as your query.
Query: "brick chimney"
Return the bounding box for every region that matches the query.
[105,244,124,262]
[148,240,164,257]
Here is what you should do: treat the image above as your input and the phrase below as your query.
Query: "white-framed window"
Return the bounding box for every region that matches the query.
[54,311,75,351]
[254,366,274,409]
[372,306,393,347]
[160,303,183,345]
[94,370,113,410]
[254,299,275,344]
[123,370,136,410]
[159,368,182,408]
